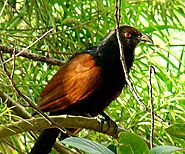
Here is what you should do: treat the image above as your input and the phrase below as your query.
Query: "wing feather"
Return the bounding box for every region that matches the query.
[38,53,102,112]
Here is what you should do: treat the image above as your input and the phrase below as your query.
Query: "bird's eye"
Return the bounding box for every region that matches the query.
[124,32,131,38]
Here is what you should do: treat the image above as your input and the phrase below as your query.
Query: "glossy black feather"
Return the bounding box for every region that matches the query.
[30,25,151,154]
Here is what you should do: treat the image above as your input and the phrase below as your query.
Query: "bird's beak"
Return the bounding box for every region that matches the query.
[141,34,154,45]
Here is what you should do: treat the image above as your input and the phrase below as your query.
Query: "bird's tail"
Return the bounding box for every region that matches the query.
[29,128,61,154]
[29,128,79,154]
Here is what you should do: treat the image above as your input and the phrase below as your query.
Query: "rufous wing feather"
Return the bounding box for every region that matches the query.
[38,53,102,112]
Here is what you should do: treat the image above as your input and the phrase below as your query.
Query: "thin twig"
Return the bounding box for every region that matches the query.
[114,0,168,125]
[0,89,31,119]
[0,0,8,16]
[3,27,54,64]
[0,51,75,137]
[1,36,77,140]
[149,65,155,148]
[0,89,74,153]
[10,47,16,80]
[0,52,45,117]
[115,0,147,109]
[0,45,65,66]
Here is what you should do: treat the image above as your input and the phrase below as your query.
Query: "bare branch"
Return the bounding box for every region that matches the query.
[114,0,169,125]
[0,0,8,16]
[3,27,54,64]
[10,47,16,79]
[149,65,155,148]
[0,46,65,66]
[0,89,31,119]
[115,0,147,109]
[0,115,126,139]
[0,89,76,153]
[0,51,69,134]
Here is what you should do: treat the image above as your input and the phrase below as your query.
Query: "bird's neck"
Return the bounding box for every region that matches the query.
[90,33,135,72]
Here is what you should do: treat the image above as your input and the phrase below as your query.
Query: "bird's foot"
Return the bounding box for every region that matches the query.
[98,112,118,133]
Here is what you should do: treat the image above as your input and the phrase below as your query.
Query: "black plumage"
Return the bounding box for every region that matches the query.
[30,25,153,154]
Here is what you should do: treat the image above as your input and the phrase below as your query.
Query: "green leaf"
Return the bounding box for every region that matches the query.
[119,132,150,154]
[165,123,185,139]
[107,144,117,154]
[119,144,134,154]
[62,137,115,154]
[150,145,182,154]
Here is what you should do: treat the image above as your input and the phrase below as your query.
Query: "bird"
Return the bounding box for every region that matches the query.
[29,25,153,154]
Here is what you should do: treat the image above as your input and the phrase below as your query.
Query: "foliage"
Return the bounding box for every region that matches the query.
[0,0,184,153]
[62,137,115,154]
[62,136,183,154]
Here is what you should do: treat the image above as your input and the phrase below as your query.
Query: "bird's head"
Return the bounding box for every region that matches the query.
[118,25,153,50]
[94,25,153,67]
[97,25,153,54]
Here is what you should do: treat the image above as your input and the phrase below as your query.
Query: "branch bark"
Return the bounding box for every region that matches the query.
[0,90,31,119]
[0,45,65,66]
[3,28,54,64]
[149,65,155,148]
[114,0,168,126]
[0,89,85,153]
[0,115,125,139]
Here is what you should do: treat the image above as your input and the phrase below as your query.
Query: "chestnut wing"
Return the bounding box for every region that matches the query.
[38,53,102,112]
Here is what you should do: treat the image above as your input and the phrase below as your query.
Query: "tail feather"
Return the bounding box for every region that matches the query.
[29,128,60,154]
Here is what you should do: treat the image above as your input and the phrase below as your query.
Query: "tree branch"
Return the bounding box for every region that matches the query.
[0,89,78,153]
[0,50,74,137]
[0,89,31,119]
[0,115,126,139]
[149,65,155,148]
[3,28,54,64]
[115,0,147,110]
[114,0,168,125]
[0,45,65,66]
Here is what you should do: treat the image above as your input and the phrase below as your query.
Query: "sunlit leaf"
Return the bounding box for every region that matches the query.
[150,145,183,154]
[62,137,115,154]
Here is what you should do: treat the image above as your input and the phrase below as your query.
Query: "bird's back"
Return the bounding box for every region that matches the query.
[38,51,126,116]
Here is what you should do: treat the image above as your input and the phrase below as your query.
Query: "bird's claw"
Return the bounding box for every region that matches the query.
[97,113,118,133]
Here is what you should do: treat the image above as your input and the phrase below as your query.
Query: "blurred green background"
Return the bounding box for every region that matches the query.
[0,0,184,153]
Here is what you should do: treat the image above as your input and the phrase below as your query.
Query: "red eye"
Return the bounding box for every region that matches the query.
[124,32,131,38]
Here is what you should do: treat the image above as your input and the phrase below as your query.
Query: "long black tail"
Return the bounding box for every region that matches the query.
[29,128,60,154]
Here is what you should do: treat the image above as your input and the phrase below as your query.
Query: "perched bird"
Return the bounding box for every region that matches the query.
[30,25,153,154]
